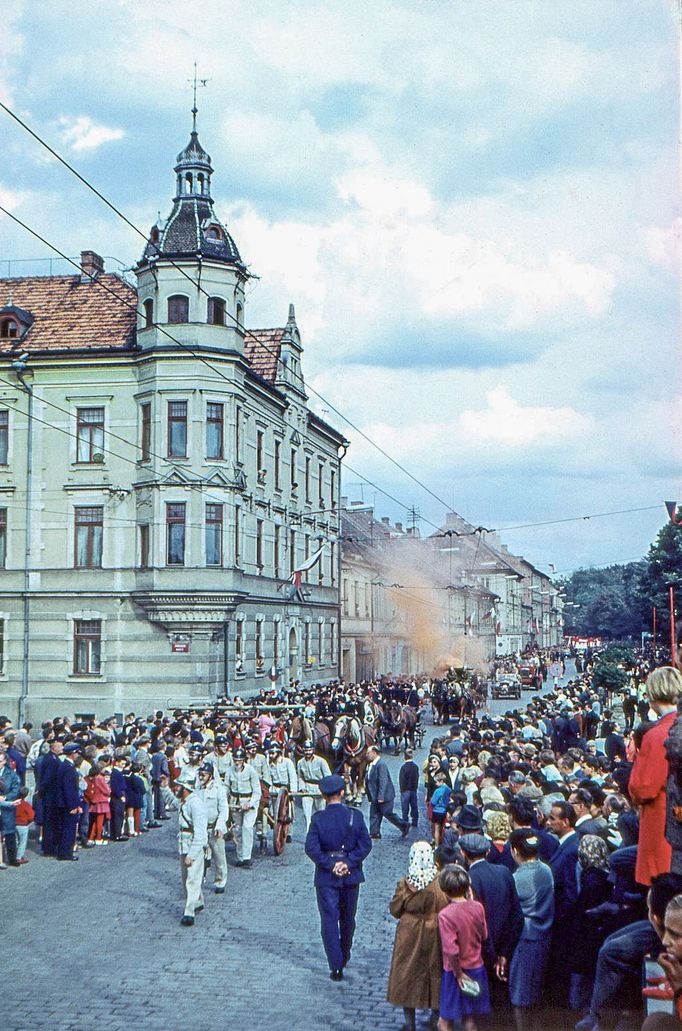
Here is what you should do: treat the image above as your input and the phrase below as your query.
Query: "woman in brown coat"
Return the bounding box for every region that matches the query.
[388,841,449,1031]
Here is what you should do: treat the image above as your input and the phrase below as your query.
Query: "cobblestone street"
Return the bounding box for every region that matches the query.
[4,686,574,1031]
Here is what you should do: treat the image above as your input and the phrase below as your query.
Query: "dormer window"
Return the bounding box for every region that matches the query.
[150,227,160,245]
[205,225,222,241]
[168,295,189,324]
[207,297,226,326]
[0,318,18,339]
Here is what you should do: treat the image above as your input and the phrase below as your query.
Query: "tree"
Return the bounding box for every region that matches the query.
[593,661,628,692]
[559,563,644,639]
[635,522,682,632]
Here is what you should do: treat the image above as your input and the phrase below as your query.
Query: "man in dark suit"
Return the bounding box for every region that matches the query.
[547,800,580,1004]
[398,748,420,827]
[56,743,83,861]
[570,786,609,841]
[364,745,409,839]
[305,774,372,980]
[38,738,65,857]
[460,833,523,985]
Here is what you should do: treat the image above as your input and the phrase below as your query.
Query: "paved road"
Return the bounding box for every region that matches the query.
[3,669,580,1031]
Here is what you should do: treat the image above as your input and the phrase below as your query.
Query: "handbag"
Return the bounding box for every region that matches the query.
[459,974,481,998]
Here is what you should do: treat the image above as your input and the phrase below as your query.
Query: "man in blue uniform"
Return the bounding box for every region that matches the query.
[38,738,64,857]
[304,774,372,981]
[56,743,83,861]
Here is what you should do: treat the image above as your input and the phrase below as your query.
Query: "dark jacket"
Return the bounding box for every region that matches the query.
[110,768,127,801]
[304,802,372,887]
[366,759,396,806]
[399,760,420,793]
[39,752,62,805]
[56,759,81,811]
[469,858,524,962]
[151,752,170,782]
[124,772,146,809]
[549,831,580,924]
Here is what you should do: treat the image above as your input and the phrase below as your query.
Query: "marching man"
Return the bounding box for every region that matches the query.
[225,748,261,867]
[297,742,331,830]
[175,770,208,926]
[196,761,228,895]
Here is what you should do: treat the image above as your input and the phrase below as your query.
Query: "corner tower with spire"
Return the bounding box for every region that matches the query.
[135,106,247,355]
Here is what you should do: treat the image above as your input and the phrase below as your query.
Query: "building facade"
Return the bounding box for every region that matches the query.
[0,123,345,723]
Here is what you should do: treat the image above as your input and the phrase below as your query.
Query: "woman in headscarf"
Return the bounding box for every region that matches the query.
[569,834,613,1015]
[387,841,449,1031]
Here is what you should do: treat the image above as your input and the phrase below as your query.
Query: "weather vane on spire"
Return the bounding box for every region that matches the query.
[188,61,210,133]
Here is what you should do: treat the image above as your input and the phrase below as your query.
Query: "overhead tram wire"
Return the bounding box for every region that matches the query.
[0,101,459,516]
[0,204,455,538]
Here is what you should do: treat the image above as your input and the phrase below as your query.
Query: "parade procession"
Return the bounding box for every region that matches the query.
[0,3,680,1031]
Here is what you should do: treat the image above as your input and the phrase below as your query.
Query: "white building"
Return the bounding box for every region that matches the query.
[0,120,345,723]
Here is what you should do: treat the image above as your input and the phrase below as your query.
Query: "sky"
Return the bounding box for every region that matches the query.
[1,0,680,575]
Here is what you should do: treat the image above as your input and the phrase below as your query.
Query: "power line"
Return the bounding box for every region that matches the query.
[0,100,460,515]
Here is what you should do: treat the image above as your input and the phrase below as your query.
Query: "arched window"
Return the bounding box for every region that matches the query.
[0,318,18,339]
[207,297,226,326]
[205,225,222,240]
[197,173,204,194]
[167,295,189,324]
[236,302,243,327]
[150,227,160,245]
[185,173,193,194]
[143,299,154,328]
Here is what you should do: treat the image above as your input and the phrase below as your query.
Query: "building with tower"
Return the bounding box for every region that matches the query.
[0,116,346,723]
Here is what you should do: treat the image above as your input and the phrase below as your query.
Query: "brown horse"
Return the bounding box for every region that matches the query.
[331,715,375,803]
[288,713,314,758]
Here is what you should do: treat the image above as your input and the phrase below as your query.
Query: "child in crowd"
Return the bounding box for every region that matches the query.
[124,761,146,837]
[14,786,35,863]
[85,762,111,844]
[437,864,490,1031]
[110,755,129,841]
[430,772,452,847]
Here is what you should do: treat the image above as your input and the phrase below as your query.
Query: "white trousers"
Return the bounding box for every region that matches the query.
[232,807,257,861]
[180,853,205,916]
[301,795,324,830]
[207,831,227,887]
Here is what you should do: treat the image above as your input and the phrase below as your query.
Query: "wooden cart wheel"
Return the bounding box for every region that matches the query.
[273,787,290,855]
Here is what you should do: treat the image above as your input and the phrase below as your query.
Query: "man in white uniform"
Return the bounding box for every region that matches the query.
[176,770,208,926]
[296,742,331,830]
[196,761,229,894]
[224,748,261,867]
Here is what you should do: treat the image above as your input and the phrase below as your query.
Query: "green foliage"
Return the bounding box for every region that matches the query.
[635,522,682,623]
[601,644,635,666]
[592,661,628,692]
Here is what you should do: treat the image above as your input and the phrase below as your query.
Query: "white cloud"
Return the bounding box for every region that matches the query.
[57,115,124,153]
[458,388,591,448]
[643,219,682,273]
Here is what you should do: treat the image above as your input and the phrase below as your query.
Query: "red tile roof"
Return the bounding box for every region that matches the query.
[0,274,137,352]
[244,328,284,384]
[0,276,286,387]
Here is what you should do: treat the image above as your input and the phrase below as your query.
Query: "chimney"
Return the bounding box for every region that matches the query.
[395,522,403,532]
[381,517,390,525]
[80,250,105,282]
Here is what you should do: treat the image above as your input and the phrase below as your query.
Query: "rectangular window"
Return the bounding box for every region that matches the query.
[331,624,337,665]
[166,503,186,565]
[331,540,336,586]
[234,505,241,565]
[304,534,310,581]
[0,619,4,672]
[73,619,101,675]
[273,622,279,668]
[318,462,324,508]
[274,440,281,490]
[206,402,224,460]
[318,545,324,586]
[140,402,151,462]
[304,623,311,666]
[343,574,348,614]
[256,430,264,473]
[0,509,6,568]
[235,621,244,674]
[255,621,264,673]
[0,410,8,465]
[235,406,242,463]
[331,469,336,509]
[274,524,280,577]
[139,524,150,569]
[317,621,323,662]
[289,529,296,575]
[256,519,264,571]
[290,448,297,491]
[305,457,311,502]
[206,503,223,566]
[167,401,188,458]
[74,506,103,568]
[76,407,104,463]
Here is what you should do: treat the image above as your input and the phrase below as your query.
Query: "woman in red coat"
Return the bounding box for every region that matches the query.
[629,666,682,886]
